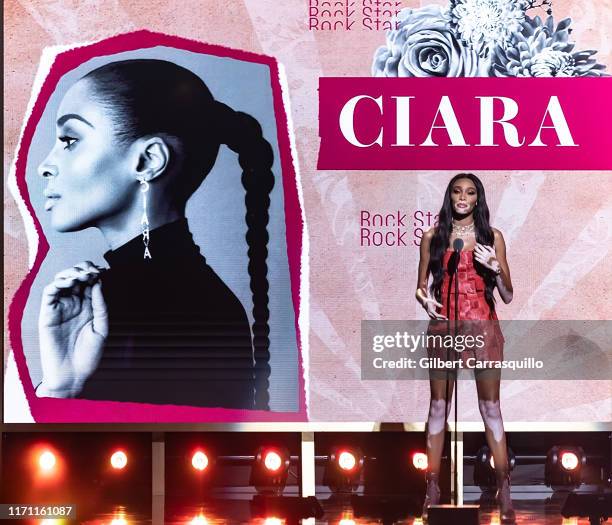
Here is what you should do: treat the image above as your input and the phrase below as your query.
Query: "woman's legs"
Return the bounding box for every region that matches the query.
[475,372,508,471]
[423,374,455,519]
[426,376,455,475]
[476,371,515,523]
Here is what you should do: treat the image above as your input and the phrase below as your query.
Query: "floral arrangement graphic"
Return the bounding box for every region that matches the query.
[372,0,607,77]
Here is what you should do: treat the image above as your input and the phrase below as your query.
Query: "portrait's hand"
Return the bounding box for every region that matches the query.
[37,261,108,397]
[420,291,448,321]
[474,243,500,273]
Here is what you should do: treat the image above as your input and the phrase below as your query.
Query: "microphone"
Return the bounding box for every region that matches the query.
[448,238,464,275]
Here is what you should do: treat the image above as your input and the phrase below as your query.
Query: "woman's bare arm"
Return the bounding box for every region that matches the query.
[492,229,513,304]
[416,228,447,319]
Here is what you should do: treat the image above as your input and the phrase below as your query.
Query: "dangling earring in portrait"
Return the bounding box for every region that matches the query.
[138,176,152,259]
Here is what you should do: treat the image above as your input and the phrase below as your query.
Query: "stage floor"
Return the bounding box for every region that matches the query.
[160,496,595,524]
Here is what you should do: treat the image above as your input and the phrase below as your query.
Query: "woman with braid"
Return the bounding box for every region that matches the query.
[36,59,272,410]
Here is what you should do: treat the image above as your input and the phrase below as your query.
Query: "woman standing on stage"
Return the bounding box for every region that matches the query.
[415,173,515,523]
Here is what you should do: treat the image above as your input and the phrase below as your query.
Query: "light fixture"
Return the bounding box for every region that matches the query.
[338,450,357,471]
[474,445,515,491]
[250,447,290,495]
[191,451,210,472]
[323,447,364,493]
[110,450,128,470]
[264,451,283,472]
[38,450,56,472]
[412,452,428,471]
[545,446,586,490]
[560,452,579,471]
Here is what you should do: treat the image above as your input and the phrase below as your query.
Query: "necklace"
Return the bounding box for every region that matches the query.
[452,221,475,236]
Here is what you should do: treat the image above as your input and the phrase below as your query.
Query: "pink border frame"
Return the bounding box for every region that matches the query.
[8,30,307,423]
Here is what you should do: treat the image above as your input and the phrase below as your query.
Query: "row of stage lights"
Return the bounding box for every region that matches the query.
[194,447,431,493]
[31,445,428,492]
[475,445,587,491]
[31,443,588,491]
[36,448,129,473]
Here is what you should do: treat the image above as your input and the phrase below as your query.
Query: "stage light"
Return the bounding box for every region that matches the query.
[264,451,283,472]
[338,451,357,471]
[545,446,586,490]
[323,447,364,493]
[29,445,65,485]
[412,452,428,471]
[191,451,209,472]
[39,450,56,472]
[263,519,282,525]
[250,447,290,495]
[560,452,579,471]
[474,446,515,491]
[110,450,128,470]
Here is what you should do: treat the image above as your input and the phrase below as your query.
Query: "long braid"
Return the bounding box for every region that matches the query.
[215,102,274,410]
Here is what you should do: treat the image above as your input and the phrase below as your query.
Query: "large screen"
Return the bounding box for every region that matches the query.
[4,2,611,425]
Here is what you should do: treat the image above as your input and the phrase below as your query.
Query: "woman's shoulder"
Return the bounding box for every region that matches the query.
[188,259,250,320]
[491,227,505,242]
[423,226,437,241]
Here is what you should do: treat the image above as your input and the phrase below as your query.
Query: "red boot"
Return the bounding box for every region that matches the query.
[496,469,516,524]
[422,471,440,522]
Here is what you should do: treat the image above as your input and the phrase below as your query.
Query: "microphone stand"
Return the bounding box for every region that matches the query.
[444,243,463,506]
[445,246,461,506]
[453,252,459,506]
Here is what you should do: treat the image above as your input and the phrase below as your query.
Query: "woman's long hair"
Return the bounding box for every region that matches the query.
[429,173,496,310]
[84,59,273,410]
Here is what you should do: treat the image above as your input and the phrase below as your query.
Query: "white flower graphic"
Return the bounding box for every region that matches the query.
[371,2,608,78]
[449,0,529,55]
[491,16,607,77]
[371,5,487,77]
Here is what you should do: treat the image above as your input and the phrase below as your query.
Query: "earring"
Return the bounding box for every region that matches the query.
[138,176,152,259]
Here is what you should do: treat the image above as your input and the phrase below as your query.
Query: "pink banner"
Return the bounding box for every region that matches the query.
[318,78,612,170]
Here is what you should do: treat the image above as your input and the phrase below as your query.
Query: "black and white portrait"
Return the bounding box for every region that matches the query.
[17,41,303,417]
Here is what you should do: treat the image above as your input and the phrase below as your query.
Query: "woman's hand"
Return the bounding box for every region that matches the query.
[417,289,448,320]
[474,243,500,273]
[37,261,108,397]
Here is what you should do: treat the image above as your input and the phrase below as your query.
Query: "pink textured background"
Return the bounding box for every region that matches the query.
[4,0,612,423]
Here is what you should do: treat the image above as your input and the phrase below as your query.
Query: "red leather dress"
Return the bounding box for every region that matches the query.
[428,250,504,365]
